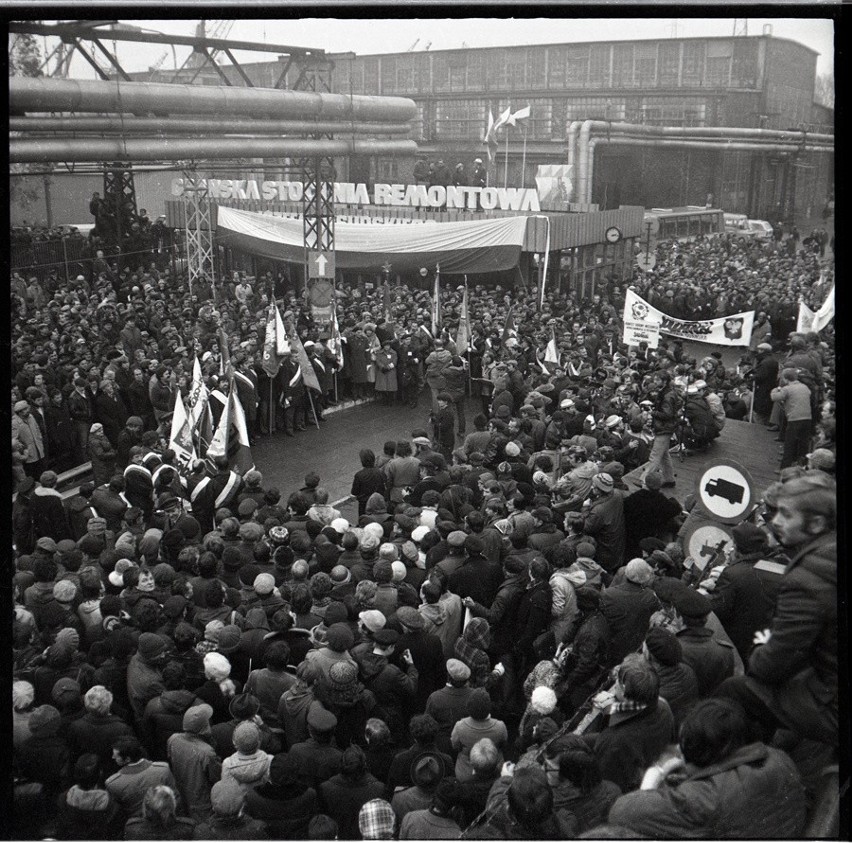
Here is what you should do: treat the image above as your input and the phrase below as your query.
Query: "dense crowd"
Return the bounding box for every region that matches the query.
[11,224,838,839]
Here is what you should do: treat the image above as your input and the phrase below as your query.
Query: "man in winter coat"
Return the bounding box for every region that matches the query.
[623,472,683,561]
[425,341,453,413]
[750,342,779,426]
[167,703,222,820]
[13,399,47,478]
[126,633,168,724]
[608,698,805,838]
[581,473,626,573]
[30,470,72,542]
[641,372,681,487]
[718,473,837,745]
[442,356,468,435]
[600,558,660,665]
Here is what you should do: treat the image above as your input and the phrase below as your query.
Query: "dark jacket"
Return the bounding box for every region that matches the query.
[244,781,318,839]
[745,531,837,744]
[623,489,682,561]
[447,556,504,607]
[31,486,72,542]
[608,743,806,838]
[66,711,134,775]
[56,786,122,841]
[556,610,610,710]
[651,387,681,436]
[583,491,626,573]
[319,772,386,839]
[589,698,675,793]
[655,661,699,730]
[710,553,785,662]
[142,689,202,761]
[600,581,660,665]
[467,573,526,658]
[676,626,736,697]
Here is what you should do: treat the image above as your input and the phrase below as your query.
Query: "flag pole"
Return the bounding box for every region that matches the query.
[521,123,528,189]
[306,389,321,429]
[504,126,510,190]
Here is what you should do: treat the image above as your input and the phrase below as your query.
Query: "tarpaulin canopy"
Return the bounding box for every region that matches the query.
[216,205,529,275]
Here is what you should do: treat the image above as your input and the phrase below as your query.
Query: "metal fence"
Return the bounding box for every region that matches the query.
[9,236,93,283]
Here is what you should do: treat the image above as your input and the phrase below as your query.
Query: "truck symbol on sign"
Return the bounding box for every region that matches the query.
[704,477,744,506]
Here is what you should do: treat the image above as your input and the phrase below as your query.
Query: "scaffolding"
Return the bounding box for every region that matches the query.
[181,171,216,298]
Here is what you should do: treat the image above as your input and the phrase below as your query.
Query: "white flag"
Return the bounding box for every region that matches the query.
[507,104,531,126]
[168,391,196,465]
[812,284,835,332]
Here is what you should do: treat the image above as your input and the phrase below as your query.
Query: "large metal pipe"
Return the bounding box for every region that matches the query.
[585,137,832,205]
[9,136,418,164]
[10,116,414,135]
[10,77,417,123]
[566,120,582,176]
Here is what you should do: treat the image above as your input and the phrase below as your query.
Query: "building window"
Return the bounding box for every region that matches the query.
[528,49,547,88]
[731,40,757,88]
[565,46,590,87]
[435,99,486,139]
[635,43,658,87]
[612,44,635,87]
[589,44,611,88]
[449,64,466,92]
[467,53,484,90]
[658,42,680,87]
[505,51,528,90]
[377,157,401,182]
[565,96,618,121]
[548,47,566,88]
[524,98,554,140]
[681,42,704,86]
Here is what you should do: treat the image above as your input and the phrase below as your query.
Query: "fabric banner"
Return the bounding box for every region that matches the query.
[624,289,754,347]
[623,313,661,349]
[217,206,528,275]
[308,278,335,324]
[798,284,834,333]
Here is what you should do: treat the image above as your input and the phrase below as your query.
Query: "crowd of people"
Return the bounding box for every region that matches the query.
[11,220,838,839]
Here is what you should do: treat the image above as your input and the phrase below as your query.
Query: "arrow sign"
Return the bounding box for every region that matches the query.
[309,250,335,279]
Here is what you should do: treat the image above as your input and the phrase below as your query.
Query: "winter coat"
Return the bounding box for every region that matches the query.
[221,749,272,791]
[589,698,675,793]
[425,348,453,389]
[744,531,837,743]
[142,689,202,761]
[287,737,343,788]
[451,716,508,782]
[583,491,626,573]
[466,573,526,658]
[374,347,398,392]
[709,553,784,661]
[443,364,467,401]
[513,581,552,667]
[245,780,318,838]
[166,732,222,820]
[356,651,418,724]
[448,556,504,607]
[425,684,475,755]
[752,353,779,416]
[55,785,122,840]
[124,815,195,840]
[656,661,700,729]
[651,387,682,436]
[66,711,133,775]
[319,773,386,839]
[676,626,736,696]
[600,581,660,665]
[608,742,806,838]
[551,778,621,834]
[90,487,128,533]
[31,485,72,542]
[94,391,129,446]
[88,430,117,486]
[454,618,493,688]
[192,815,266,840]
[126,654,165,723]
[13,411,45,463]
[557,610,610,710]
[623,488,682,561]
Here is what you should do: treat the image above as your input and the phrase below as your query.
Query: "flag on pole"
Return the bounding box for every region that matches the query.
[485,109,497,163]
[456,279,470,352]
[217,328,231,377]
[283,317,322,392]
[261,302,290,378]
[168,391,196,467]
[328,302,345,368]
[544,326,560,367]
[431,264,442,337]
[501,306,518,347]
[494,105,511,133]
[812,283,835,332]
[206,389,254,475]
[796,300,816,334]
[188,356,214,450]
[507,104,531,126]
[383,280,392,324]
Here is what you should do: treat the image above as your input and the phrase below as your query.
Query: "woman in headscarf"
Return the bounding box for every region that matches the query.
[87,423,116,486]
[454,617,498,689]
[374,341,398,404]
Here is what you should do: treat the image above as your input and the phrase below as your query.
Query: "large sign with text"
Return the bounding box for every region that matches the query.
[171,178,541,213]
[623,288,754,347]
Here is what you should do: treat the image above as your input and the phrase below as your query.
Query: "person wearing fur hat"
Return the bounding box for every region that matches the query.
[642,626,699,730]
[126,632,168,724]
[166,703,221,820]
[220,721,272,793]
[196,652,242,725]
[600,558,660,666]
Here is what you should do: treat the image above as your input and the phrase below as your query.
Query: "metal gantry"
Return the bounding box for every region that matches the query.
[181,171,217,297]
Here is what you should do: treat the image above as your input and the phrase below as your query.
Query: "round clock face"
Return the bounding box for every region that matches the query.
[605,226,622,244]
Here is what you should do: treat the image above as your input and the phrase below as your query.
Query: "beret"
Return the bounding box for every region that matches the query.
[645,626,683,667]
[446,658,471,682]
[396,605,424,630]
[359,609,387,633]
[447,530,468,547]
[732,522,767,554]
[183,703,214,734]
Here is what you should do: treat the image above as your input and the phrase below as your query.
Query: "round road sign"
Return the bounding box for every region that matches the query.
[636,251,656,272]
[695,457,755,523]
[682,517,735,571]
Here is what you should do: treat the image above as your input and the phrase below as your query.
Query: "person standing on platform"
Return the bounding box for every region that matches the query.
[641,372,681,489]
[771,369,812,469]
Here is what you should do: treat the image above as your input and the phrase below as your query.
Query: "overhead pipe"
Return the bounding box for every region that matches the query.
[10,77,417,123]
[10,116,414,135]
[575,119,834,204]
[585,137,832,205]
[9,136,418,164]
[566,120,582,176]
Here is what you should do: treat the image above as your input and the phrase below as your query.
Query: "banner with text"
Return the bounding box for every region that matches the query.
[624,289,754,347]
[622,312,661,348]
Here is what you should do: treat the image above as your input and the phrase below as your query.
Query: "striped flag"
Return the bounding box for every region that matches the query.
[206,388,254,475]
[261,301,290,378]
[283,316,322,392]
[168,391,196,466]
[328,302,345,368]
[431,264,442,337]
[456,278,470,352]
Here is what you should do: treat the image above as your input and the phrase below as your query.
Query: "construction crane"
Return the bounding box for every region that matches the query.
[406,38,419,52]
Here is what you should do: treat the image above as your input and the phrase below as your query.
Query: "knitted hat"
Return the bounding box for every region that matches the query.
[447,530,467,547]
[232,721,261,753]
[53,580,77,603]
[204,652,232,682]
[239,522,264,542]
[330,517,350,535]
[182,703,214,734]
[360,533,380,552]
[446,658,471,682]
[253,573,275,596]
[137,632,167,661]
[217,624,242,655]
[51,677,82,705]
[210,779,245,817]
[671,586,712,619]
[326,622,355,652]
[326,660,360,705]
[28,704,62,735]
[363,522,385,540]
[204,619,225,642]
[505,441,521,457]
[152,562,176,585]
[359,610,386,633]
[12,680,35,710]
[55,627,80,653]
[592,473,614,493]
[644,626,682,667]
[411,526,430,543]
[624,558,654,586]
[324,601,349,625]
[396,605,424,630]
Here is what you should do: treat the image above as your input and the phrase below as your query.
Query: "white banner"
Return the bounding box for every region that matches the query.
[623,289,754,347]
